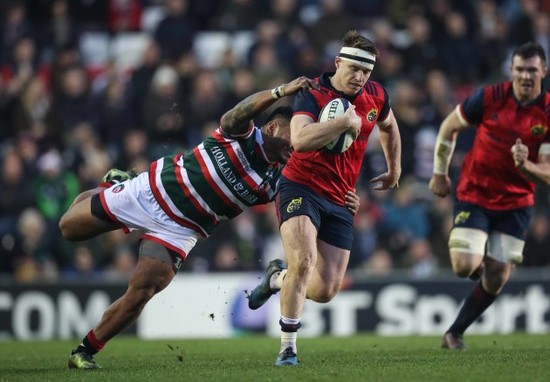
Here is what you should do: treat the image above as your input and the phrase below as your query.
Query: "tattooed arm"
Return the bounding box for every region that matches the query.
[220,76,319,136]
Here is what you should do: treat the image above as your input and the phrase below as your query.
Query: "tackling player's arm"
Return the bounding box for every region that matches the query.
[512,139,550,184]
[220,77,319,136]
[429,106,473,197]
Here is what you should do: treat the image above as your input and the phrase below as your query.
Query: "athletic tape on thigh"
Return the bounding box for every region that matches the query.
[448,227,487,255]
[487,232,525,264]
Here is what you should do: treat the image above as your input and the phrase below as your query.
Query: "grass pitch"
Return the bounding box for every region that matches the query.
[1,334,549,382]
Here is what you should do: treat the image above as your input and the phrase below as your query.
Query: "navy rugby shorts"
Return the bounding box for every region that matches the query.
[275,176,354,250]
[453,199,532,239]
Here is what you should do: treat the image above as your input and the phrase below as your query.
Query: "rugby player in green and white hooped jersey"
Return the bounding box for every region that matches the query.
[58,76,362,369]
[150,115,285,237]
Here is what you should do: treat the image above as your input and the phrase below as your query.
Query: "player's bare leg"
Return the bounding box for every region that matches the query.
[305,240,350,303]
[443,246,513,350]
[94,256,175,342]
[276,216,318,366]
[59,196,119,241]
[68,252,175,369]
[449,251,484,279]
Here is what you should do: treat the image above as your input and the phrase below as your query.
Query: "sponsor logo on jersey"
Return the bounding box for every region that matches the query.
[112,184,125,193]
[454,211,471,224]
[286,197,303,213]
[367,108,378,122]
[530,125,547,136]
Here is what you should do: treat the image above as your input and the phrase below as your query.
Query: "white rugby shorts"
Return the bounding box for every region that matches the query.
[100,172,199,260]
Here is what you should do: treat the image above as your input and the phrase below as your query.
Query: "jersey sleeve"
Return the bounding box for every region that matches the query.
[459,88,485,125]
[378,86,391,122]
[293,89,320,120]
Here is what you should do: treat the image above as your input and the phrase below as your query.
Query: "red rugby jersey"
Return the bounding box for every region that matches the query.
[282,73,391,205]
[457,81,550,210]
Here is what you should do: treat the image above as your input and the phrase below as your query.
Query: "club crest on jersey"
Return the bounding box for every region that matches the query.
[367,108,377,122]
[286,197,302,213]
[530,125,547,136]
[112,184,125,193]
[454,211,470,225]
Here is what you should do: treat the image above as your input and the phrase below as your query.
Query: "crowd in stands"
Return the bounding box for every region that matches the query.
[1,0,550,283]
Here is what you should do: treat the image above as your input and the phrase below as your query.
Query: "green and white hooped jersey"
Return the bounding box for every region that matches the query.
[149,126,282,237]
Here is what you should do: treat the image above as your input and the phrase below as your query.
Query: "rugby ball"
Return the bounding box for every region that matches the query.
[319,98,355,154]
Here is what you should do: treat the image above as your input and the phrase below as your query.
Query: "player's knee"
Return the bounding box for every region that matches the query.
[59,213,77,240]
[450,255,480,278]
[308,281,340,303]
[126,284,157,310]
[293,256,316,279]
[316,288,338,303]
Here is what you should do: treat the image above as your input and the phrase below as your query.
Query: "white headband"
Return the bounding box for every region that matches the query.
[338,47,376,70]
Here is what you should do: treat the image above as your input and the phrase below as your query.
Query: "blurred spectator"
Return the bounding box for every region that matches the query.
[217,0,267,31]
[33,148,80,224]
[360,247,394,277]
[212,242,242,272]
[380,177,431,262]
[61,244,103,280]
[0,1,34,65]
[11,76,50,139]
[475,0,510,82]
[115,128,150,171]
[47,64,94,144]
[105,245,137,280]
[186,69,226,146]
[107,0,143,33]
[72,0,109,30]
[438,11,480,84]
[153,0,195,62]
[507,0,538,46]
[307,0,356,53]
[350,190,383,268]
[0,149,35,234]
[401,14,441,84]
[142,64,185,156]
[17,207,50,260]
[404,238,439,278]
[129,40,161,119]
[42,0,80,54]
[91,70,135,145]
[523,212,550,267]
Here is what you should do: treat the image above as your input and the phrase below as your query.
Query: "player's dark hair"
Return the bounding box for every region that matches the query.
[265,106,293,123]
[342,30,380,57]
[512,42,546,64]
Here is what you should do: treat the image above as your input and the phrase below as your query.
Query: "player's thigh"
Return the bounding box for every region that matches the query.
[488,206,531,265]
[59,196,118,239]
[449,200,490,264]
[314,239,350,287]
[487,232,526,265]
[280,215,318,268]
[277,178,322,265]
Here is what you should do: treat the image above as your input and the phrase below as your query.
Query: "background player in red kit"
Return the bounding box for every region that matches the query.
[429,42,550,349]
[248,30,401,366]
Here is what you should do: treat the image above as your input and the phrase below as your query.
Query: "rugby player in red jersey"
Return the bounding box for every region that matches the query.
[429,42,550,349]
[59,76,362,369]
[247,30,401,366]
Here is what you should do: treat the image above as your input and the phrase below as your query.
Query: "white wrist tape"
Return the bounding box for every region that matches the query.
[433,137,455,175]
[271,85,285,99]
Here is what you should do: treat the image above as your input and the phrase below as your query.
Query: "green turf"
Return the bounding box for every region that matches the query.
[1,334,549,382]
